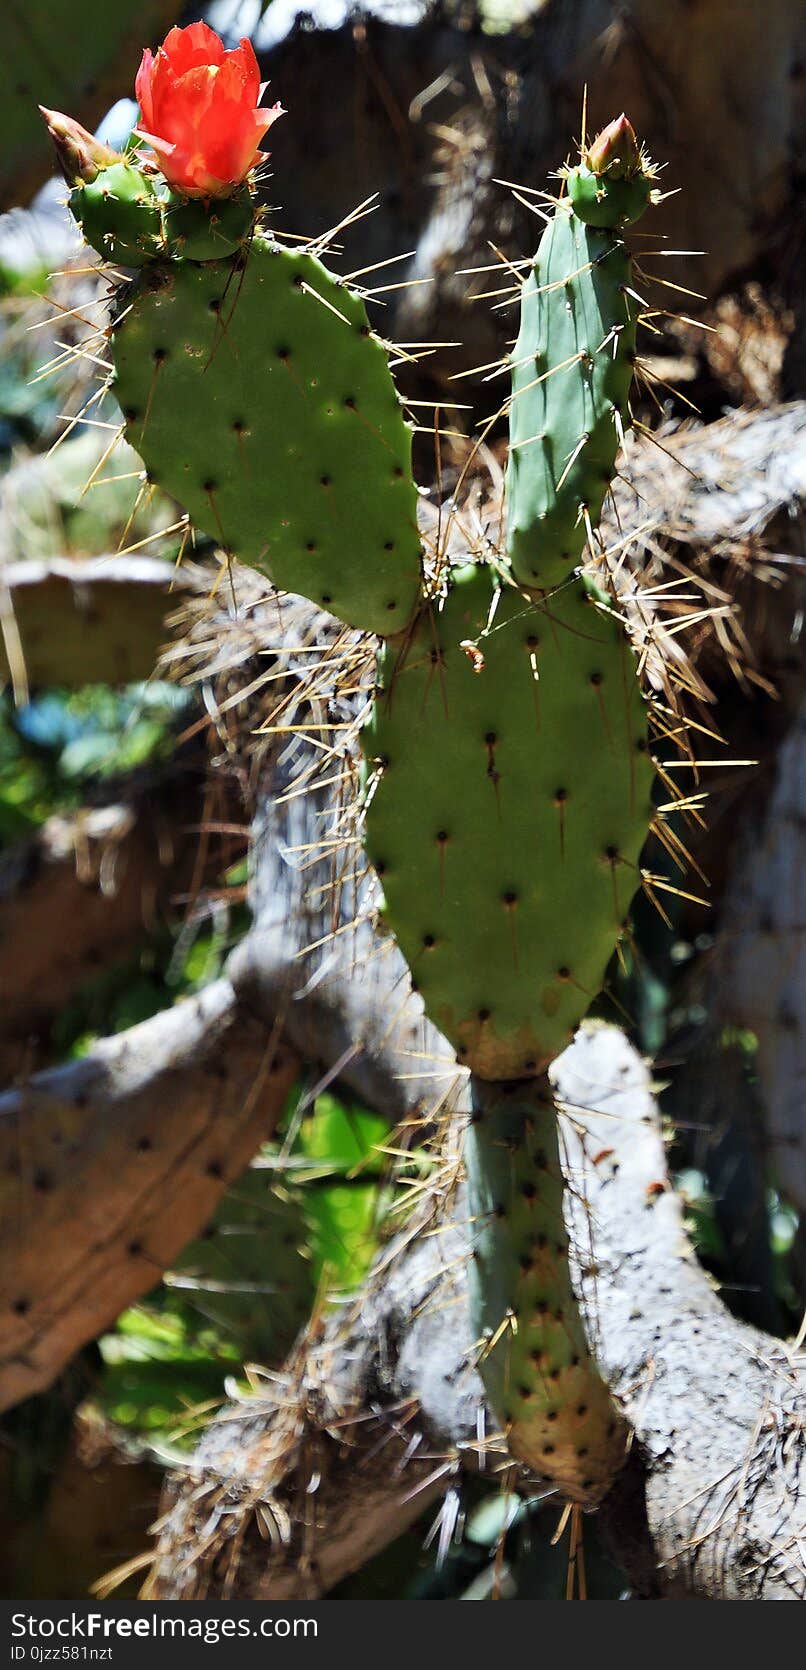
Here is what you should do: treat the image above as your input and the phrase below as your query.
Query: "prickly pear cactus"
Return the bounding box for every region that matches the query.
[364,566,654,1080]
[110,243,423,633]
[465,1080,625,1500]
[506,115,656,592]
[44,48,669,1511]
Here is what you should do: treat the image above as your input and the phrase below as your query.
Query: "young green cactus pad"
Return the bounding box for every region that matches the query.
[72,162,165,269]
[505,118,656,593]
[465,1077,626,1504]
[111,238,424,635]
[364,564,655,1079]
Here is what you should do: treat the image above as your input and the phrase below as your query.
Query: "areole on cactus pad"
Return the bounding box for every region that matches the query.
[43,33,671,1509]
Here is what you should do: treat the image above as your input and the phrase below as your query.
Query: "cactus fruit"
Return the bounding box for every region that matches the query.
[364,565,653,1080]
[44,50,674,1509]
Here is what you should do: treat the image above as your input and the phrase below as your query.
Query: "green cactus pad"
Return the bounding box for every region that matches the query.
[71,163,164,268]
[111,237,423,634]
[364,565,654,1079]
[565,165,652,229]
[466,1078,626,1504]
[506,200,646,593]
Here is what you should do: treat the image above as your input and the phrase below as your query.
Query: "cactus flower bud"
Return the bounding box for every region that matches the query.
[39,107,120,186]
[585,113,641,178]
[134,21,284,199]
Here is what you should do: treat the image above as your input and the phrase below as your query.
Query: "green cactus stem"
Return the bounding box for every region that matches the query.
[466,1076,626,1504]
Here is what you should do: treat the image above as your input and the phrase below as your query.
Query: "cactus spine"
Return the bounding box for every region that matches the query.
[48,65,664,1507]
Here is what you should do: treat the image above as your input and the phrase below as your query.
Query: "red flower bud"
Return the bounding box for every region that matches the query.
[585,114,641,179]
[40,107,120,186]
[134,21,284,199]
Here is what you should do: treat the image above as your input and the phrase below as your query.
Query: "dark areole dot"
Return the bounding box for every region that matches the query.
[206,1160,224,1180]
[543,1442,556,1456]
[605,844,619,861]
[203,478,218,493]
[558,966,571,980]
[478,1007,491,1022]
[436,830,449,844]
[521,1181,536,1200]
[320,474,332,487]
[576,1403,588,1417]
[484,731,498,746]
[344,396,356,409]
[127,1240,143,1258]
[13,1298,30,1316]
[422,933,436,948]
[321,594,332,605]
[305,540,317,553]
[136,1136,152,1154]
[554,787,568,804]
[383,539,395,550]
[502,890,518,906]
[276,345,290,358]
[589,671,603,686]
[386,600,398,611]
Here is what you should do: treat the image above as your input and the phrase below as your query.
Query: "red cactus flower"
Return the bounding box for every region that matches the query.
[134,21,283,199]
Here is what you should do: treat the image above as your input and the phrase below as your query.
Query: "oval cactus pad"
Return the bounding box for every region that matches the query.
[112,237,423,634]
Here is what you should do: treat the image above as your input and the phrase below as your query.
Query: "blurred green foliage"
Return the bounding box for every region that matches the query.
[93,1088,394,1454]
